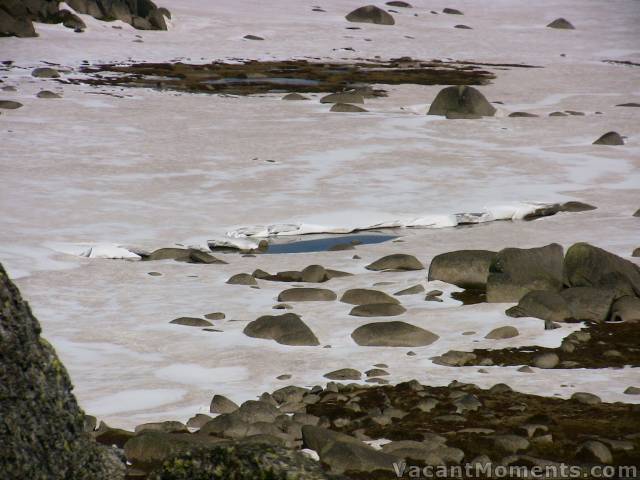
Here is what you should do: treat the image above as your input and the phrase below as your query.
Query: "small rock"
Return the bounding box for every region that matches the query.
[365,254,424,271]
[226,273,258,286]
[533,353,559,369]
[0,100,22,109]
[547,18,575,29]
[443,7,463,14]
[576,440,612,464]
[204,312,225,320]
[349,303,406,317]
[484,326,519,339]
[324,368,362,380]
[624,386,640,395]
[593,131,624,145]
[330,103,367,113]
[170,317,213,327]
[36,90,61,99]
[340,288,399,305]
[32,67,60,78]
[394,284,425,296]
[278,288,337,302]
[210,394,239,414]
[571,392,601,405]
[282,93,308,100]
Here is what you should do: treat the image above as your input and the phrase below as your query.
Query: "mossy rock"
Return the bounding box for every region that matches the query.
[149,442,339,479]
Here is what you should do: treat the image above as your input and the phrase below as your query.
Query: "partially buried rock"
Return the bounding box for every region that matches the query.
[330,103,367,112]
[454,24,471,29]
[349,303,406,317]
[427,86,496,117]
[204,312,225,320]
[484,326,519,339]
[300,265,327,283]
[345,5,395,25]
[533,353,559,369]
[593,131,624,145]
[365,253,424,271]
[143,248,226,264]
[227,273,258,286]
[571,392,601,405]
[324,368,361,380]
[428,250,496,289]
[547,18,575,29]
[394,284,425,295]
[170,317,213,327]
[32,67,60,78]
[320,92,364,104]
[243,313,319,346]
[282,93,309,100]
[486,243,564,303]
[340,288,399,305]
[37,90,61,98]
[443,7,463,14]
[0,100,22,109]
[351,321,438,346]
[243,34,264,40]
[432,350,476,366]
[509,112,538,117]
[277,288,337,302]
[386,1,411,7]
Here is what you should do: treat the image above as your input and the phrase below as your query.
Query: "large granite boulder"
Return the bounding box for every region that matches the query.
[564,243,640,297]
[428,250,496,289]
[0,262,121,478]
[486,244,564,302]
[427,86,496,117]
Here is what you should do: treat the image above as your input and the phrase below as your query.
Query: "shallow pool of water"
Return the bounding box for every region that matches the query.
[263,233,397,254]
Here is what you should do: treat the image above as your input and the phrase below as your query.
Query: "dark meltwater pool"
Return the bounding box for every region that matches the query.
[262,234,398,254]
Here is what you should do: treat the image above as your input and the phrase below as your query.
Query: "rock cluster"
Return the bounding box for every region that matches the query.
[0,0,170,36]
[117,381,639,478]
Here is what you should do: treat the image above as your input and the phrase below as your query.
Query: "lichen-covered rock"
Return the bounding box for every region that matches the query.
[0,262,120,478]
[149,441,337,479]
